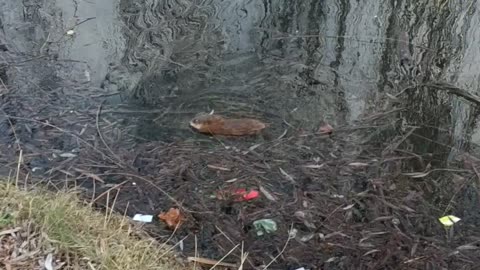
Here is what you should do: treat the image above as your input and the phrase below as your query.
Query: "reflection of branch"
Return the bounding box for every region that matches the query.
[399,83,480,105]
[73,17,96,28]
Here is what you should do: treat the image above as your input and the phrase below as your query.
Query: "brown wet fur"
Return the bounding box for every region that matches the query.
[190,114,266,136]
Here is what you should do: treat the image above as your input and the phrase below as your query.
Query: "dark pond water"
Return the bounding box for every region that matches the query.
[2,0,480,268]
[2,0,480,145]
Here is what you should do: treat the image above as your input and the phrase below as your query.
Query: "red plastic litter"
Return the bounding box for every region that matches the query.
[216,188,260,201]
[242,190,259,200]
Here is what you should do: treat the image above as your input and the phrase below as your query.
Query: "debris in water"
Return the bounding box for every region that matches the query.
[298,233,315,242]
[403,171,431,178]
[259,185,277,201]
[319,123,334,134]
[439,215,461,227]
[279,167,296,183]
[302,164,325,169]
[207,164,231,171]
[241,189,259,201]
[342,204,355,210]
[215,188,259,201]
[158,208,184,229]
[253,219,277,236]
[132,214,153,223]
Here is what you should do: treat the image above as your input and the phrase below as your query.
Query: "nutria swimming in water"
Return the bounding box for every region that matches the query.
[189,114,266,136]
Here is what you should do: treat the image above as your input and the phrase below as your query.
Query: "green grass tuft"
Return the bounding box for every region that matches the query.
[0,182,186,270]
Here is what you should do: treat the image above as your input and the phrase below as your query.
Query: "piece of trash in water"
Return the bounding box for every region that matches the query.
[158,208,185,229]
[66,30,75,35]
[132,214,153,223]
[319,123,334,134]
[439,215,461,227]
[253,219,277,236]
[240,189,259,201]
[215,188,259,201]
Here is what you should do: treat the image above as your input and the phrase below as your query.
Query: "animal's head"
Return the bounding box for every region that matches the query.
[189,114,224,130]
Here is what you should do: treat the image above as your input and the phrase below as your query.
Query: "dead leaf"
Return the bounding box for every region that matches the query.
[59,152,77,158]
[373,216,393,222]
[279,167,296,183]
[207,165,230,171]
[403,171,430,178]
[386,93,399,100]
[259,185,277,201]
[298,233,315,242]
[158,208,185,229]
[326,257,337,263]
[348,162,369,167]
[363,249,381,256]
[302,164,325,169]
[243,143,262,155]
[456,244,479,250]
[401,205,416,213]
[73,168,105,183]
[276,128,288,140]
[319,124,334,134]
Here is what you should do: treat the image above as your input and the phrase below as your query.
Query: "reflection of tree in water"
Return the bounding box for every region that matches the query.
[115,0,221,103]
[360,1,480,167]
[400,1,477,164]
[111,0,480,147]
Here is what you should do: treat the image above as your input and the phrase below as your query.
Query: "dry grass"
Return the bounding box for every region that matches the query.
[0,181,187,270]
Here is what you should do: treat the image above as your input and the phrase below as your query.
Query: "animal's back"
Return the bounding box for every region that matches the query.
[221,118,266,136]
[190,114,266,136]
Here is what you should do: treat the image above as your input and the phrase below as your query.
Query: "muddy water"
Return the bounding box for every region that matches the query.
[2,0,480,266]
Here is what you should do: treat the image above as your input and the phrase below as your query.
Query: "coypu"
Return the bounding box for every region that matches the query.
[189,114,266,136]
